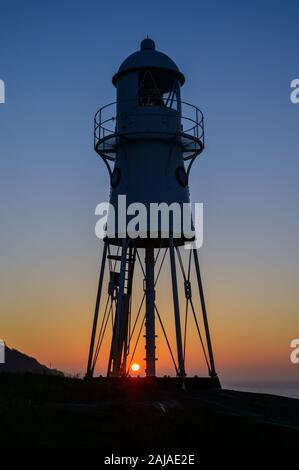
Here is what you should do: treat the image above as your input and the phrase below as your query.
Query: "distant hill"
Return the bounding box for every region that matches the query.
[0,345,63,376]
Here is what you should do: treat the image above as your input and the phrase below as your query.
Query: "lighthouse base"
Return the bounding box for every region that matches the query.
[86,376,221,391]
[86,240,218,381]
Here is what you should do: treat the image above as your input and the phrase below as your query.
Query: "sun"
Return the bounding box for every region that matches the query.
[131,363,140,373]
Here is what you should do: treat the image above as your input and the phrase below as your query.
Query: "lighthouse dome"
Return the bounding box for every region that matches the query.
[112,38,185,86]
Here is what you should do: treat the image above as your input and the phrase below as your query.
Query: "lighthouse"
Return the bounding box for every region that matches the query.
[86,39,219,387]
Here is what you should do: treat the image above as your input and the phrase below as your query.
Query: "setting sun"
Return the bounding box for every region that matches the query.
[131,363,140,373]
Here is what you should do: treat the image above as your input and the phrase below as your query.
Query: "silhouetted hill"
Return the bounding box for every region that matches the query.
[0,345,63,376]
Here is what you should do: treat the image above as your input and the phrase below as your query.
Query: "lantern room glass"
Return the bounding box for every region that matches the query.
[139,69,180,110]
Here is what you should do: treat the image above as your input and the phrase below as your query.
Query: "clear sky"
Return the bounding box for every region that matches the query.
[0,0,298,380]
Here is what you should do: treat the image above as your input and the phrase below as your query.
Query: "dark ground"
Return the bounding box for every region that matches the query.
[0,374,298,450]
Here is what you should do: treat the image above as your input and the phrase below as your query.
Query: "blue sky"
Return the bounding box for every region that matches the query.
[0,0,298,378]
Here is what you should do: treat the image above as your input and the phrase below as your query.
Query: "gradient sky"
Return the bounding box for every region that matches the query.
[0,0,298,381]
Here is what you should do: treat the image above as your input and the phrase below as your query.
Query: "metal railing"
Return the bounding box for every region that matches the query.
[94,98,204,162]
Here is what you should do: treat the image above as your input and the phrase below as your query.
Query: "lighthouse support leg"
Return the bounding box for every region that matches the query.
[145,246,156,377]
[86,242,108,379]
[111,238,128,377]
[193,248,217,378]
[169,237,185,377]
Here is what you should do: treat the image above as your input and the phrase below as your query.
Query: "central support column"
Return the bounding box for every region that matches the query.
[145,246,156,377]
[111,238,128,377]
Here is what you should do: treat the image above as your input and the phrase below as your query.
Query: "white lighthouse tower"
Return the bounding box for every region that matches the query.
[86,39,220,387]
